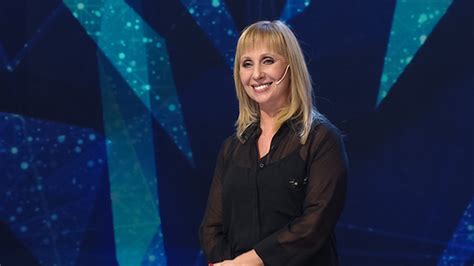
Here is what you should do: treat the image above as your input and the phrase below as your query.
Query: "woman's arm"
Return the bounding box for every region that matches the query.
[200,141,233,263]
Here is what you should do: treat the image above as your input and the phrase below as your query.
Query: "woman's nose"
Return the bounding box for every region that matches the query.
[252,66,264,80]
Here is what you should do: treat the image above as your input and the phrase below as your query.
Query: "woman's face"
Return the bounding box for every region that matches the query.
[239,45,290,111]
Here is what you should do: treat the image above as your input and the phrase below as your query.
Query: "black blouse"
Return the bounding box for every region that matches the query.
[199,120,348,265]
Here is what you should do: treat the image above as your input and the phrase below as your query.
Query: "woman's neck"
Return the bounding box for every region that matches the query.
[259,109,279,136]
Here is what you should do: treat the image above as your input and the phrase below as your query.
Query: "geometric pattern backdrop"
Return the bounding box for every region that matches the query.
[0,0,473,265]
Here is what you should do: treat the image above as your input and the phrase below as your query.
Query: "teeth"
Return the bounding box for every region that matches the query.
[253,82,272,91]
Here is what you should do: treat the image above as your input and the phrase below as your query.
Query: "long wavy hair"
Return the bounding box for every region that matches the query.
[234,20,322,144]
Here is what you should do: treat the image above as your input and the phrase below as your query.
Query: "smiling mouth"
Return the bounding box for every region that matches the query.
[252,82,272,91]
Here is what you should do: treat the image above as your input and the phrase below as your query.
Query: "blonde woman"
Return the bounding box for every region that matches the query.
[200,20,348,266]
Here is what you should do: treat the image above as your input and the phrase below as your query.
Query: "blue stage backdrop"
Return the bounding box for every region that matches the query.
[0,0,473,265]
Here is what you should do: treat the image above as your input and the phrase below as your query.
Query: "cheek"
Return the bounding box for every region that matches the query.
[239,70,251,85]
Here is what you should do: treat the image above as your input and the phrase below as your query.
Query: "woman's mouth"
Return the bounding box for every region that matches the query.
[252,82,273,92]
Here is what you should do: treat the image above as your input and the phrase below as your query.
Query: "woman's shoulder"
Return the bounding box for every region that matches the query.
[222,133,239,146]
[309,117,344,144]
[218,133,240,158]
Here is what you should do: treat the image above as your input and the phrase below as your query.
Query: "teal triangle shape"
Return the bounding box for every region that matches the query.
[377,0,453,106]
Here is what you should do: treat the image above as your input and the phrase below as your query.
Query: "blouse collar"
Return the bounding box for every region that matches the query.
[240,118,299,144]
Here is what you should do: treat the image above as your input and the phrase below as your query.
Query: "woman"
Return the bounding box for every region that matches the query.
[199,20,348,265]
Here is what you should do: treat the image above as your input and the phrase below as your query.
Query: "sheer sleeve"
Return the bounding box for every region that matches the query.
[199,138,233,263]
[254,124,348,265]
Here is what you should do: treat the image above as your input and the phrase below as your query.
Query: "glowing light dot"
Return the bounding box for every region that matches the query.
[212,0,220,8]
[142,84,151,90]
[51,214,58,221]
[156,42,162,48]
[17,207,23,213]
[126,67,133,73]
[75,146,82,153]
[119,53,126,59]
[37,185,43,191]
[189,8,195,14]
[20,226,28,232]
[381,74,388,83]
[87,160,95,167]
[155,95,161,101]
[58,135,66,143]
[20,162,29,170]
[77,3,85,10]
[227,29,233,36]
[168,104,176,111]
[89,134,96,141]
[418,13,428,24]
[11,147,18,154]
[172,127,178,132]
[149,255,156,262]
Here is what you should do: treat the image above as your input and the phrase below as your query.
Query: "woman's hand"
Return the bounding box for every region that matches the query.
[223,249,264,265]
[211,250,263,265]
[211,260,232,266]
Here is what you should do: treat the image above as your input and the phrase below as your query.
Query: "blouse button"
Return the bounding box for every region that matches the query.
[259,162,265,168]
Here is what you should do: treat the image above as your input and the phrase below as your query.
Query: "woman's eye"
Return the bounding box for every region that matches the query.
[242,61,252,68]
[263,58,274,64]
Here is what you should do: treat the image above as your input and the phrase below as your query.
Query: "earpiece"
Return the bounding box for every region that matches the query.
[275,65,290,85]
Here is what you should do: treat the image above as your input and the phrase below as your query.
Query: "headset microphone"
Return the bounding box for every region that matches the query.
[275,65,290,85]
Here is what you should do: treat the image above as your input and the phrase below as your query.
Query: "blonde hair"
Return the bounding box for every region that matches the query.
[234,20,321,144]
